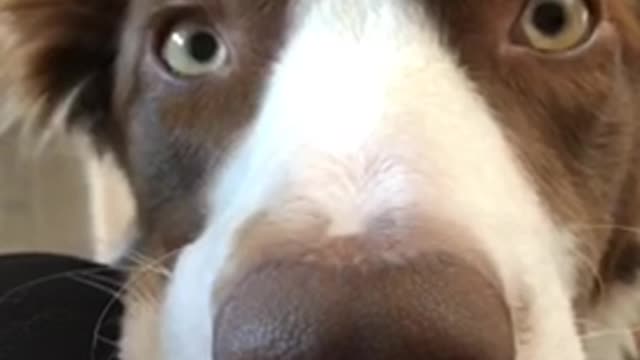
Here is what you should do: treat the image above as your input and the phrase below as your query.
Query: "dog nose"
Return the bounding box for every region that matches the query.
[214,253,514,360]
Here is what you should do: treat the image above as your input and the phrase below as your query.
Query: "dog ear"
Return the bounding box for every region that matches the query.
[0,0,127,147]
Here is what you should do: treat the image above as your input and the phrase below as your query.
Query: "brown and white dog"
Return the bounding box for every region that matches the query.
[2,0,640,359]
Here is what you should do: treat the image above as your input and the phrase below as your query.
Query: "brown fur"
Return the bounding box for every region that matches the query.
[437,0,640,311]
[0,0,125,143]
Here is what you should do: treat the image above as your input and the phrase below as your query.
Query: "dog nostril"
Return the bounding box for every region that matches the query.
[214,254,514,360]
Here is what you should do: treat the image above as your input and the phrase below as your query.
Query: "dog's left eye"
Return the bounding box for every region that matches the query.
[519,0,594,52]
[161,22,227,76]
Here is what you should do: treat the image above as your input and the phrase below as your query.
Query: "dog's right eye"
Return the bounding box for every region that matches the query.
[161,22,228,77]
[519,0,595,52]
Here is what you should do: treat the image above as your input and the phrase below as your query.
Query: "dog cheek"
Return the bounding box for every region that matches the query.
[119,269,166,360]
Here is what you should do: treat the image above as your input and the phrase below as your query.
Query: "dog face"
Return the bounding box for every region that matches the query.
[3,0,640,359]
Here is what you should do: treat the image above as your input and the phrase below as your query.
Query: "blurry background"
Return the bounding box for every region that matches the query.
[0,129,135,263]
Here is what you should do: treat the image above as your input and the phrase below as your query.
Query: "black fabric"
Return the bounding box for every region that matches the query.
[0,253,125,360]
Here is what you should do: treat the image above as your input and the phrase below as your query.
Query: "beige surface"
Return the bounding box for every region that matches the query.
[0,130,134,261]
[0,131,92,256]
[86,154,135,262]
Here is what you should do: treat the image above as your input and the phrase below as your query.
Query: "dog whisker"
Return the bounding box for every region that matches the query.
[0,267,121,306]
[67,274,122,298]
[91,246,185,360]
[568,223,640,236]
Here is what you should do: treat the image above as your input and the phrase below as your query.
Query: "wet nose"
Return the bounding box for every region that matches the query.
[214,252,514,360]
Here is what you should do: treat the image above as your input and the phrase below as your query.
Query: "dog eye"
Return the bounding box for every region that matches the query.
[161,22,227,76]
[521,0,593,52]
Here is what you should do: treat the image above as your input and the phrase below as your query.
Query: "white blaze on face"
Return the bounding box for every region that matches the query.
[160,1,585,360]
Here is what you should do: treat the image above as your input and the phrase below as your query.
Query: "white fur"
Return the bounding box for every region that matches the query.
[161,1,587,359]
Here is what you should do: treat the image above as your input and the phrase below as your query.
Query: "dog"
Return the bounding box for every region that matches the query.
[2,0,640,359]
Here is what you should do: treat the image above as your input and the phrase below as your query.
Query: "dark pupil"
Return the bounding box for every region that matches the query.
[188,31,219,63]
[532,2,568,36]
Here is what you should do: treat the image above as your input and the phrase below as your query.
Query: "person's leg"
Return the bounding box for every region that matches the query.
[0,253,124,360]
